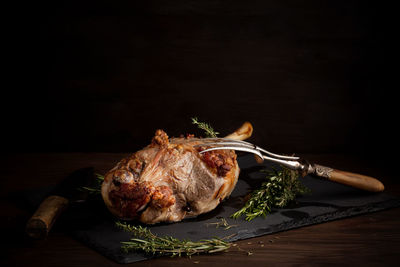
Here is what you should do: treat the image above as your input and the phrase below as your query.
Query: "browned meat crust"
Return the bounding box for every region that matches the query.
[101,129,239,224]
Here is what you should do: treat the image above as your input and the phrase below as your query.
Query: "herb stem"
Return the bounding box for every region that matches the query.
[116,221,231,257]
[231,167,310,221]
[79,173,104,195]
[191,117,219,138]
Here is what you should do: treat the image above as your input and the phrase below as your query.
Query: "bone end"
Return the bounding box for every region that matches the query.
[224,121,253,141]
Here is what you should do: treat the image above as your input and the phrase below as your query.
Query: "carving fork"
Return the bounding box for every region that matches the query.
[195,138,384,192]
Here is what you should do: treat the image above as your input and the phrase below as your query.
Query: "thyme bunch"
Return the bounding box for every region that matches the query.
[231,167,310,221]
[116,221,231,257]
[191,117,219,138]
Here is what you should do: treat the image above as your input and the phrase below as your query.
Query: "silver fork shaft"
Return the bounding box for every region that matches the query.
[261,155,303,170]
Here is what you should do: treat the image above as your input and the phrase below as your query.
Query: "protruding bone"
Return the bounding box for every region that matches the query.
[224,122,253,141]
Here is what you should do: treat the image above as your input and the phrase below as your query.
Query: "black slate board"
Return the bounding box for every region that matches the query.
[23,155,400,264]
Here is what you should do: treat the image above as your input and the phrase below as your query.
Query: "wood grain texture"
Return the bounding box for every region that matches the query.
[3,1,398,265]
[1,153,399,266]
[4,0,397,162]
[328,169,385,192]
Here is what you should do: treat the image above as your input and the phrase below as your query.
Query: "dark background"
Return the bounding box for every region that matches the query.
[5,1,396,161]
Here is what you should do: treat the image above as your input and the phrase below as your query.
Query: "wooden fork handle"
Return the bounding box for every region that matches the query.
[312,164,385,192]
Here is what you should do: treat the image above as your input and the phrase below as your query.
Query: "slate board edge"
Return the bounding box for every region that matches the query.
[227,198,400,242]
[71,198,400,264]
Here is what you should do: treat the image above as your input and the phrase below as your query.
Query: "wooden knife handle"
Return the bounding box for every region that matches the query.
[25,195,69,239]
[312,164,385,192]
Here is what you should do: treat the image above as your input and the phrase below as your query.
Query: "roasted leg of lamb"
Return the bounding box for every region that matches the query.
[101,122,252,224]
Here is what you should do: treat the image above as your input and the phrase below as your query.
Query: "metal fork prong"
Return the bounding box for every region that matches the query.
[194,140,258,154]
[195,138,300,160]
[226,139,300,160]
[199,146,302,171]
[199,146,264,159]
[195,141,256,149]
[255,147,300,160]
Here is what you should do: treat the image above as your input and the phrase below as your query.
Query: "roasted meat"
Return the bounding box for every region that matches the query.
[101,123,252,224]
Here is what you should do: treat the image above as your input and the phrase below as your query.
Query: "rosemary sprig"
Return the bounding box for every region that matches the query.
[116,221,231,257]
[206,217,238,230]
[231,167,310,221]
[80,173,104,195]
[191,117,219,138]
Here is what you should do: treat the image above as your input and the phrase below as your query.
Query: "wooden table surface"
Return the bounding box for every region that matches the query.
[1,153,399,266]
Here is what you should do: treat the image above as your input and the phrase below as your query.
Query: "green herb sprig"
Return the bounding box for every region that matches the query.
[191,117,219,138]
[80,173,104,194]
[231,167,310,221]
[116,221,231,257]
[206,217,238,230]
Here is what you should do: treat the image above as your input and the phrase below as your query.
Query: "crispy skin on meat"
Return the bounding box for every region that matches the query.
[108,182,154,218]
[101,130,239,224]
